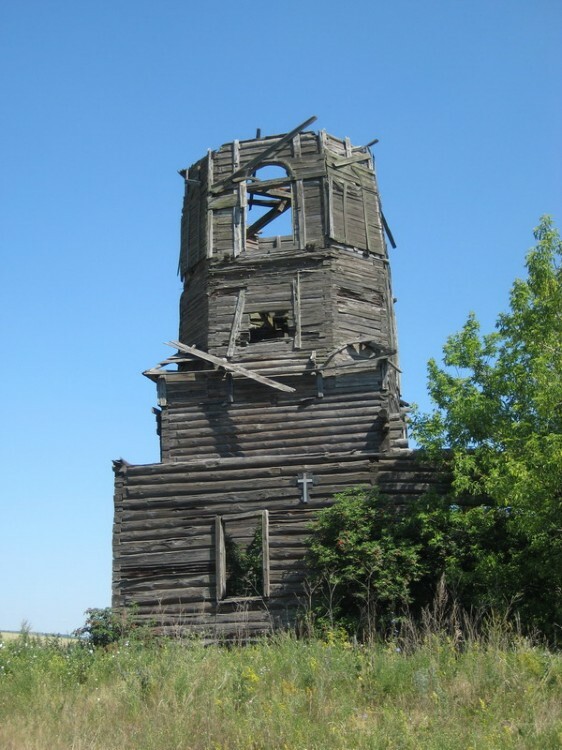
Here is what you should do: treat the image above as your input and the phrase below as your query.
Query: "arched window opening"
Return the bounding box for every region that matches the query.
[246,164,293,244]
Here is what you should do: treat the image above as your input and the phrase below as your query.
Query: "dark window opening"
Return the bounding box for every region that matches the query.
[224,518,263,598]
[246,164,293,242]
[248,310,294,343]
[347,341,379,360]
[215,511,270,601]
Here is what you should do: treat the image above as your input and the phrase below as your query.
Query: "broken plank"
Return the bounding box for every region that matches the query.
[165,340,296,393]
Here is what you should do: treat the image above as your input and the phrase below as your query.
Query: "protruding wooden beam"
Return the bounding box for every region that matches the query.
[165,340,296,394]
[381,210,397,249]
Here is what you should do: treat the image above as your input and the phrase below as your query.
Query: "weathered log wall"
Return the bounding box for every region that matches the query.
[113,453,444,638]
[158,372,388,462]
[179,236,390,364]
[171,242,405,464]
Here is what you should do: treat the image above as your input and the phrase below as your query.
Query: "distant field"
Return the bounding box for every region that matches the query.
[0,630,75,643]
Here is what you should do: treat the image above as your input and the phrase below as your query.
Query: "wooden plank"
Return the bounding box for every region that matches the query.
[165,340,296,393]
[295,179,305,246]
[381,210,397,249]
[233,183,245,257]
[227,289,246,357]
[206,149,214,258]
[215,516,225,601]
[208,193,238,210]
[332,153,371,168]
[246,200,290,237]
[292,133,301,158]
[262,509,270,597]
[292,274,301,349]
[246,178,293,192]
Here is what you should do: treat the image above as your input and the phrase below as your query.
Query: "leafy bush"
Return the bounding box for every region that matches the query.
[306,488,423,636]
[74,607,135,648]
[225,524,264,598]
[306,487,560,641]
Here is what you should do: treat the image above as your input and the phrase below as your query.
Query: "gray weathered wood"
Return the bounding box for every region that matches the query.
[165,340,296,393]
[211,116,317,193]
[227,289,246,357]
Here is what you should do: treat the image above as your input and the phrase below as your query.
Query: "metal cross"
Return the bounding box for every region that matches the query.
[297,472,316,504]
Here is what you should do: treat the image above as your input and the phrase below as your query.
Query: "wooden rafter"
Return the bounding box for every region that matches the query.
[165,340,296,393]
[247,200,290,237]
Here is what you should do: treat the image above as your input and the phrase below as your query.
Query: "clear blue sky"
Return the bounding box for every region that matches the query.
[1,0,560,634]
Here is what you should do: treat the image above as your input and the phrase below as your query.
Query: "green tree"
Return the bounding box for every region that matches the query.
[412,216,562,635]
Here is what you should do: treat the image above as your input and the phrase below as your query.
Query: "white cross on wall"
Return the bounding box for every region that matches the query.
[297,472,316,503]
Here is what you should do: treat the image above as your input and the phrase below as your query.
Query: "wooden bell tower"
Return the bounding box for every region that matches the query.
[112,118,412,636]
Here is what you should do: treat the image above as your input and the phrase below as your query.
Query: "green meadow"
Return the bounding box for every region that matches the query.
[1,626,561,750]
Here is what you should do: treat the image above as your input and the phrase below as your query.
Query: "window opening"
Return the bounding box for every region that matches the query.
[248,310,293,343]
[216,511,270,600]
[347,342,379,359]
[246,164,293,241]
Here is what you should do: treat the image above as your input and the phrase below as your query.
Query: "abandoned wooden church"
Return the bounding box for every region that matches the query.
[112,117,437,636]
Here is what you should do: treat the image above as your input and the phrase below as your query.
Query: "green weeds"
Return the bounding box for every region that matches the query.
[1,625,561,749]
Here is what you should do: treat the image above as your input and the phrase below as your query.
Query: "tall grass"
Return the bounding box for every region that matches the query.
[1,622,561,749]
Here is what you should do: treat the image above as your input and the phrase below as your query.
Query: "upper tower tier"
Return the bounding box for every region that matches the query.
[177,120,399,371]
[143,120,408,457]
[179,121,388,275]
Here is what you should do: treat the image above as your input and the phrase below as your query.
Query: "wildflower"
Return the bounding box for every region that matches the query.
[241,666,259,684]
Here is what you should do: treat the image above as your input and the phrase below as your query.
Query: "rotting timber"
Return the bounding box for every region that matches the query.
[112,119,441,638]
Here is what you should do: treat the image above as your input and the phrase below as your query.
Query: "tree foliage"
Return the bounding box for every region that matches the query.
[74,607,149,648]
[307,219,561,641]
[411,216,562,637]
[306,488,555,639]
[306,488,423,634]
[412,216,562,525]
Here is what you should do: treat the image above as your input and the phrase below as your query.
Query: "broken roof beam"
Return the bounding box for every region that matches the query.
[143,356,194,377]
[247,186,292,201]
[165,340,296,394]
[247,200,290,237]
[320,339,396,370]
[210,115,317,194]
[246,177,293,192]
